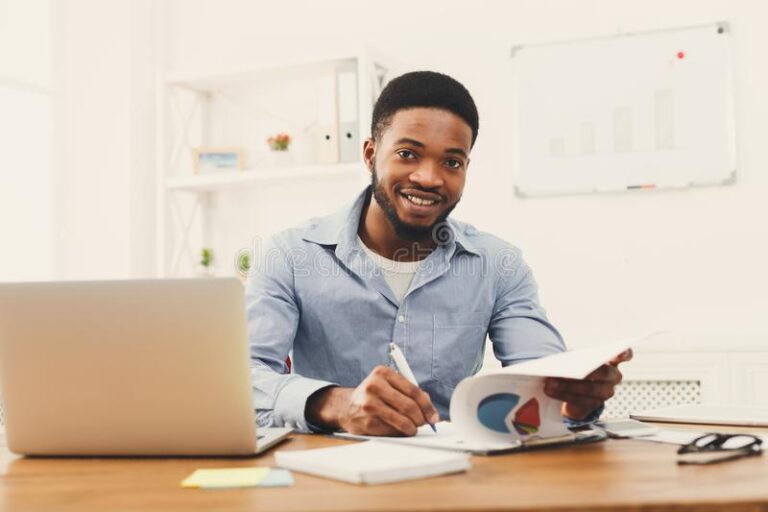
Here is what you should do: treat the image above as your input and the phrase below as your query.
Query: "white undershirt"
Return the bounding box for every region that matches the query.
[357,236,422,302]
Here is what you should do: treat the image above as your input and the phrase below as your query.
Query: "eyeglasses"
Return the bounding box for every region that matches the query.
[677,433,763,465]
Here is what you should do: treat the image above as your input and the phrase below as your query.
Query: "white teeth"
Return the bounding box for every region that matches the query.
[403,194,436,206]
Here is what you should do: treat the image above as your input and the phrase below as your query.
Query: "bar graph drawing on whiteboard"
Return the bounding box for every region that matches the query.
[549,89,676,159]
[512,22,736,197]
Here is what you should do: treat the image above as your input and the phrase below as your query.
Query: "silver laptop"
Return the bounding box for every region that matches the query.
[0,278,291,456]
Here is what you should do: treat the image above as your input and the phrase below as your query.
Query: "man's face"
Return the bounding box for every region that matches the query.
[365,107,473,242]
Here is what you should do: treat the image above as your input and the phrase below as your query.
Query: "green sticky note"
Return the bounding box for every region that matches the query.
[258,468,294,487]
[181,467,271,489]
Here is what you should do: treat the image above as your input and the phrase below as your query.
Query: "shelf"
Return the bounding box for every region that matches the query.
[158,45,390,277]
[165,52,364,92]
[164,46,392,92]
[165,162,365,193]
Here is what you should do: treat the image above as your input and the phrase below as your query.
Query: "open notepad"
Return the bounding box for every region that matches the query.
[338,332,665,454]
[335,421,604,455]
[274,441,470,485]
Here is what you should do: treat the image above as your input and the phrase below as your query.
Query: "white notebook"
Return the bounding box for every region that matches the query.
[274,440,470,485]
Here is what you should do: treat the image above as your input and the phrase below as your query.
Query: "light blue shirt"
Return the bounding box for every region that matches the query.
[246,187,566,433]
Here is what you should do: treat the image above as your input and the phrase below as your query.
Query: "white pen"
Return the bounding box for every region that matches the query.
[388,342,437,432]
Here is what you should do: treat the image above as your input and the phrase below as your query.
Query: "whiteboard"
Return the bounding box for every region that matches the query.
[511,22,736,197]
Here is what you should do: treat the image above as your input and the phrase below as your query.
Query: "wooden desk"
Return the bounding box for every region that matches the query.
[1,426,767,512]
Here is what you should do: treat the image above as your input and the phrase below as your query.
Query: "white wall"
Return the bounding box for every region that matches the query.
[159,0,768,348]
[56,0,157,280]
[0,0,55,282]
[53,0,768,348]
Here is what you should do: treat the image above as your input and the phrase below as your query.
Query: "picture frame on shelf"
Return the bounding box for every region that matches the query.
[192,147,244,174]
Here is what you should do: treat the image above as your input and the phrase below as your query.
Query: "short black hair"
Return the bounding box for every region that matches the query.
[371,71,479,147]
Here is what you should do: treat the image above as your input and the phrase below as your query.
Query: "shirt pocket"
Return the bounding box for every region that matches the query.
[431,311,487,387]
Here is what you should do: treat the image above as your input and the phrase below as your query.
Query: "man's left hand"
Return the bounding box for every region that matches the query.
[543,349,633,421]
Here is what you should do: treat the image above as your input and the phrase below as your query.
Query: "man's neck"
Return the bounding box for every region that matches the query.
[358,196,436,262]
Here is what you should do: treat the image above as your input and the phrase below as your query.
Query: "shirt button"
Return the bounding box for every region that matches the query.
[398,315,405,323]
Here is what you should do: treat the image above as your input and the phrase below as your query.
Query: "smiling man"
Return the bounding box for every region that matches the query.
[247,71,630,435]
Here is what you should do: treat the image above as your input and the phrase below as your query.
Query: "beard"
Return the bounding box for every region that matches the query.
[370,165,458,243]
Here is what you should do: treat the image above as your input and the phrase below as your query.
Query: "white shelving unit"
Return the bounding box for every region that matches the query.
[165,162,362,193]
[156,48,389,277]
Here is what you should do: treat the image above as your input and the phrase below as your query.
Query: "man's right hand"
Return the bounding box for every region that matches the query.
[305,365,439,436]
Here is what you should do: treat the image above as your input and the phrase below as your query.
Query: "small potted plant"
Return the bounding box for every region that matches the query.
[236,250,252,284]
[198,247,214,277]
[266,132,293,165]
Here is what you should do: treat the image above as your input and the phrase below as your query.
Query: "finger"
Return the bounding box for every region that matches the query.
[347,415,398,436]
[561,396,604,421]
[544,377,616,403]
[583,364,623,385]
[381,379,437,427]
[385,370,440,424]
[608,348,633,366]
[370,398,419,436]
[555,391,604,413]
[362,368,430,428]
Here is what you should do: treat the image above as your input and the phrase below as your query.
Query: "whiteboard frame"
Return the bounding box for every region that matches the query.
[510,21,737,198]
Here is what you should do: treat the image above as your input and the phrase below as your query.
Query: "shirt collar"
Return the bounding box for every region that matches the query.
[301,186,480,257]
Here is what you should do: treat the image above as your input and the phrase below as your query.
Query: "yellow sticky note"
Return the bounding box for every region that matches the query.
[181,467,271,489]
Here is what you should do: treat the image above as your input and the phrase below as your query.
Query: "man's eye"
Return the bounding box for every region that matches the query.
[396,150,416,160]
[445,159,463,169]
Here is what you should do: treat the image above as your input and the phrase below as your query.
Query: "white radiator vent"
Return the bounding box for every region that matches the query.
[603,380,701,418]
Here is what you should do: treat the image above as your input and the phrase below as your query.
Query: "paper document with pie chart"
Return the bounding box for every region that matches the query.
[456,375,569,443]
[451,332,666,444]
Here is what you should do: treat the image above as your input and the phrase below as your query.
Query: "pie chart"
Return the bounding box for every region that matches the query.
[477,394,541,435]
[477,393,520,433]
[512,398,541,436]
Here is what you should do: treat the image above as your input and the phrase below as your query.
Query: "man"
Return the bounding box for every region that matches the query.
[246,71,630,435]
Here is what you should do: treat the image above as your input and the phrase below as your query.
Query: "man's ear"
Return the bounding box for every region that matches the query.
[363,138,376,172]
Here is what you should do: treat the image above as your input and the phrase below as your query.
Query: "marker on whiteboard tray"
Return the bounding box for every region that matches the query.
[626,182,689,190]
[596,182,688,193]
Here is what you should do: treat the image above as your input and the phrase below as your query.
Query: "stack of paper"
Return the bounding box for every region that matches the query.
[274,441,470,485]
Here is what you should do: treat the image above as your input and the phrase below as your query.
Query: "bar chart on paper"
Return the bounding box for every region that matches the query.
[511,22,736,196]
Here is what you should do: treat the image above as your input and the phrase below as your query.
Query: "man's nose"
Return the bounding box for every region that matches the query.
[409,160,444,188]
